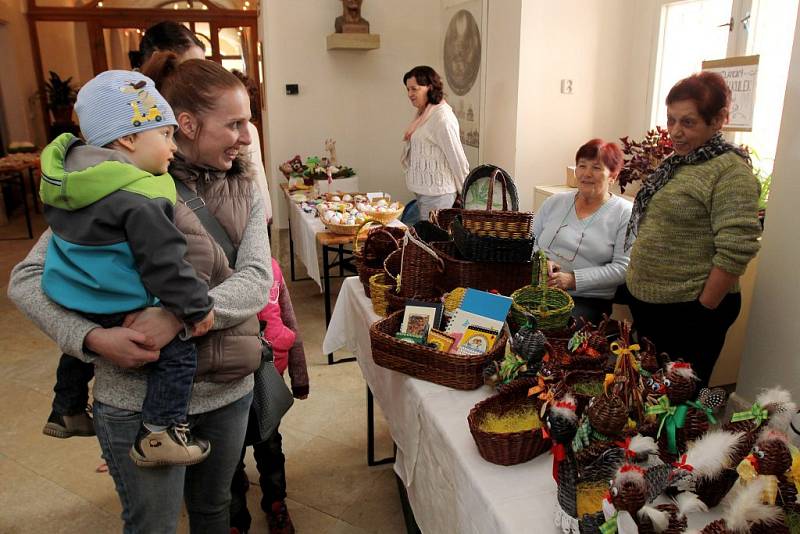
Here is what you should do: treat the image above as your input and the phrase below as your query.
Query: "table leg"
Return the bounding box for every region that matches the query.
[27,167,40,213]
[288,221,297,281]
[395,473,422,534]
[324,243,356,365]
[367,386,395,466]
[338,244,344,277]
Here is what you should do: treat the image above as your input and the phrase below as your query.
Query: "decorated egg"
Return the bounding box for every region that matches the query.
[331,195,341,202]
[342,194,352,202]
[376,199,388,207]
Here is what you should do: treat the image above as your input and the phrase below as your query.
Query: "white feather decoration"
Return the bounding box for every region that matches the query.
[674,492,707,517]
[755,387,797,432]
[617,510,639,534]
[628,434,658,457]
[683,429,746,480]
[666,362,698,381]
[722,478,784,532]
[637,505,669,532]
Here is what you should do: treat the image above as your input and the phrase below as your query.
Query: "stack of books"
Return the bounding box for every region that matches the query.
[395,289,512,356]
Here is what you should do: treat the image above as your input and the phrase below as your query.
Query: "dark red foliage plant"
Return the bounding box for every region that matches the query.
[617,126,674,193]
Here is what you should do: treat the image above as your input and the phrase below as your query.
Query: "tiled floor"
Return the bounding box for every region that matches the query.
[0,208,403,533]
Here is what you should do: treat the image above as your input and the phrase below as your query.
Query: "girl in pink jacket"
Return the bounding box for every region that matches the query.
[232,258,308,534]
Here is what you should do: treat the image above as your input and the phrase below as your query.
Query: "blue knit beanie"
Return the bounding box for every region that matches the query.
[75,70,177,147]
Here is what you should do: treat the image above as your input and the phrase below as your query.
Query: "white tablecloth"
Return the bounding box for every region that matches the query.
[322,277,721,534]
[283,183,403,292]
[284,190,328,291]
[322,277,560,533]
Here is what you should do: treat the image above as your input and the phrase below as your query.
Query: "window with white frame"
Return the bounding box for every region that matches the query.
[652,0,798,176]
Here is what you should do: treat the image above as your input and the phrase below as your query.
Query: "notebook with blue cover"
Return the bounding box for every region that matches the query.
[459,288,513,323]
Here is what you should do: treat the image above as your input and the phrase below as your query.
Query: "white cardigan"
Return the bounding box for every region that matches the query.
[403,103,469,196]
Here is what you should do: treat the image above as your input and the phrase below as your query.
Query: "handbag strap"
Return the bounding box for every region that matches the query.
[174,178,238,268]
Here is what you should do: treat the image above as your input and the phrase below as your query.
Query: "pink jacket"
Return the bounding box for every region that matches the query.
[257,258,296,375]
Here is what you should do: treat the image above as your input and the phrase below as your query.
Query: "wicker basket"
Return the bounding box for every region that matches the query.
[364,205,404,225]
[369,310,507,390]
[413,220,451,244]
[467,378,551,465]
[369,272,393,317]
[564,370,607,416]
[354,222,405,296]
[430,208,461,231]
[461,169,533,239]
[388,232,444,299]
[321,219,362,235]
[451,216,535,263]
[432,240,532,296]
[510,251,574,331]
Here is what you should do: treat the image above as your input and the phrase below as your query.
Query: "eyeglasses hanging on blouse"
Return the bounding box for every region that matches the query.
[546,194,610,264]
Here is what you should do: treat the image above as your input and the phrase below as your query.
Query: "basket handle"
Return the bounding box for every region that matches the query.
[403,231,445,272]
[364,228,401,259]
[484,169,509,212]
[533,250,549,290]
[353,220,383,253]
[383,249,400,283]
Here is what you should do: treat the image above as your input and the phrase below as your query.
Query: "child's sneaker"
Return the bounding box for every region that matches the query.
[42,409,95,438]
[266,500,295,534]
[129,423,210,467]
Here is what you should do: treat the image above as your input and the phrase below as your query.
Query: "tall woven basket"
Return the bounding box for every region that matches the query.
[354,221,404,297]
[390,232,444,299]
[510,250,574,331]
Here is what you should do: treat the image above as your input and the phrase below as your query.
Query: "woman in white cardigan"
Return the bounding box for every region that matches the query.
[402,66,469,222]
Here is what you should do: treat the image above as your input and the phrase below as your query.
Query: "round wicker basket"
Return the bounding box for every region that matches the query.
[510,251,574,330]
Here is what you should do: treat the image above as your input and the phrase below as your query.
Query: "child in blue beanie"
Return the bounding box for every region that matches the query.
[39,70,214,468]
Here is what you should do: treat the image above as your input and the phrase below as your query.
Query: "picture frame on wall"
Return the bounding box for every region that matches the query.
[441,0,488,168]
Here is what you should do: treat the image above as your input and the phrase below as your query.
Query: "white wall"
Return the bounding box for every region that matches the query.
[734,7,800,403]
[0,0,45,146]
[261,0,440,228]
[512,0,645,211]
[481,0,522,175]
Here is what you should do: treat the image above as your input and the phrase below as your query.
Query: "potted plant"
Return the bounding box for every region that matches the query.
[617,126,674,194]
[748,148,772,227]
[45,71,78,123]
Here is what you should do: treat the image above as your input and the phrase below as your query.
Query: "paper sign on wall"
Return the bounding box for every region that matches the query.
[702,55,759,132]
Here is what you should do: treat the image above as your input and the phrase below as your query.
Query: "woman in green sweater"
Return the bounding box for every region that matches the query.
[624,71,761,387]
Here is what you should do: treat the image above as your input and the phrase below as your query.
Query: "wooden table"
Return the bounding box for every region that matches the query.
[0,153,40,238]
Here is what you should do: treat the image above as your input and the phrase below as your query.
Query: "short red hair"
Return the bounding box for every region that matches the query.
[575,139,624,176]
[666,71,730,125]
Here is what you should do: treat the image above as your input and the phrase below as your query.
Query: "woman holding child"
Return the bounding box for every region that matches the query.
[9,55,270,532]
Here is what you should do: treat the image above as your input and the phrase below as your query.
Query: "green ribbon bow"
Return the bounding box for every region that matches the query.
[599,513,618,534]
[686,400,718,425]
[730,402,769,427]
[646,395,688,454]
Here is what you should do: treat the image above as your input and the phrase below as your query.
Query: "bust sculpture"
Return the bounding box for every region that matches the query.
[335,0,369,34]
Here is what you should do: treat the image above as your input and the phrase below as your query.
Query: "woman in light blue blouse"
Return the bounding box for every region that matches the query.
[533,139,632,325]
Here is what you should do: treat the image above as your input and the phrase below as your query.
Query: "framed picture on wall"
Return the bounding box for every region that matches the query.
[441,0,487,168]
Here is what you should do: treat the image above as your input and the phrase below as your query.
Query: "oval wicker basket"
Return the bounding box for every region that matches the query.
[369,310,506,390]
[322,218,363,235]
[467,378,551,465]
[364,205,404,225]
[510,251,574,331]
